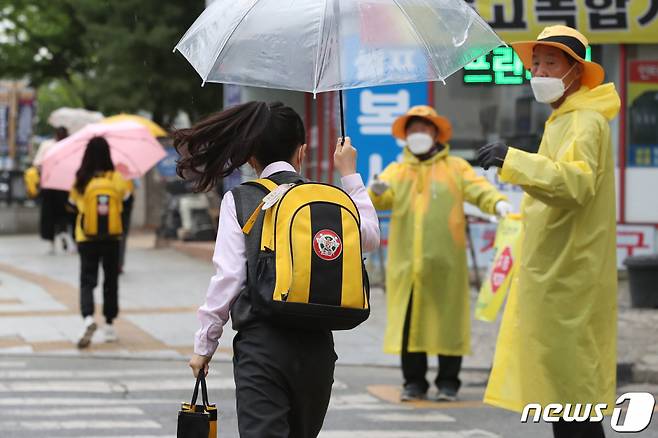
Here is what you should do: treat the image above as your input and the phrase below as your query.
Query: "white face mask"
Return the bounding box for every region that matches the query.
[406,133,435,155]
[530,63,577,104]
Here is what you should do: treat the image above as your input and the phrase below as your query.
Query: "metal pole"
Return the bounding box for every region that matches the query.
[339,90,346,145]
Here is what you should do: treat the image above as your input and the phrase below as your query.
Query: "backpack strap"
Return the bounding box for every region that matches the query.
[241,178,279,235]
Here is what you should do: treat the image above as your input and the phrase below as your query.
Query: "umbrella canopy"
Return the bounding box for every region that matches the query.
[40,121,167,191]
[174,0,502,94]
[103,114,168,138]
[48,107,104,134]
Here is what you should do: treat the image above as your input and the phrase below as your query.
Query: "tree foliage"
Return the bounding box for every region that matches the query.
[1,0,221,128]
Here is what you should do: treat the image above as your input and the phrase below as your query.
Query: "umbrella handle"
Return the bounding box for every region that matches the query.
[339,90,346,146]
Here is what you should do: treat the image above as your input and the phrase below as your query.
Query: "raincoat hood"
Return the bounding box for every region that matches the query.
[552,83,621,122]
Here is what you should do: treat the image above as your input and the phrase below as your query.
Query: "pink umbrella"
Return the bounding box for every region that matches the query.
[40,121,167,191]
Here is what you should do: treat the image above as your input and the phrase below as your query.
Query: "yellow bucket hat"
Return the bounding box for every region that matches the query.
[392,105,452,143]
[511,25,604,89]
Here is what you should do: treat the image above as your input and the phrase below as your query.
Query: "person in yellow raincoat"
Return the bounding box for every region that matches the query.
[369,105,510,402]
[477,26,619,438]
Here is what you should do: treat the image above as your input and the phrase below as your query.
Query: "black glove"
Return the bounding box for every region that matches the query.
[477,141,509,170]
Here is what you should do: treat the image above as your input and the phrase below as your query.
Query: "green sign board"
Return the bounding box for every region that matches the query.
[464,46,592,85]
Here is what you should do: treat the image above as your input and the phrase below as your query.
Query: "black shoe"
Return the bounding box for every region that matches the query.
[435,387,458,402]
[400,386,427,402]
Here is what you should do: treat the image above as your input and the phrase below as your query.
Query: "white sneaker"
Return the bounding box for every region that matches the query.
[103,325,118,343]
[60,233,77,254]
[76,316,97,349]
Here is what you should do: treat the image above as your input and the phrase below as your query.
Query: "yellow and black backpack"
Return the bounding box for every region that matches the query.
[81,173,123,239]
[241,178,370,330]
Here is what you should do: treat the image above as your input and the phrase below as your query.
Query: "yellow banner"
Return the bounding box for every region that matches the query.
[470,0,658,44]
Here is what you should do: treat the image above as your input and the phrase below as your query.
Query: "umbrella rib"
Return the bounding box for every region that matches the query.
[313,0,330,96]
[202,0,264,82]
[390,0,442,81]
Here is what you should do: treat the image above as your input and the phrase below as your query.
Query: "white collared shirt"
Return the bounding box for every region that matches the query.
[194,161,380,356]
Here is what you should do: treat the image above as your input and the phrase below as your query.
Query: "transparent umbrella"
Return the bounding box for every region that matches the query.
[175,0,503,137]
[48,107,104,134]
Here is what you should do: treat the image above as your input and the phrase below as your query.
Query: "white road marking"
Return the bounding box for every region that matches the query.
[363,412,456,423]
[320,431,499,438]
[0,398,179,406]
[0,368,191,379]
[0,406,145,417]
[0,361,26,368]
[0,377,236,393]
[0,420,162,430]
[329,393,411,411]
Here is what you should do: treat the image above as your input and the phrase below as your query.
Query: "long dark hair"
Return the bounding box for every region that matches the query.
[75,136,115,193]
[174,101,306,192]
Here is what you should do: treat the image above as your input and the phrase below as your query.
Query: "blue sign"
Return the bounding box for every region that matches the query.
[345,83,429,184]
[628,144,658,167]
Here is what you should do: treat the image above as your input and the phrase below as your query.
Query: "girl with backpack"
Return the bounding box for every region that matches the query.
[181,101,379,438]
[69,137,132,349]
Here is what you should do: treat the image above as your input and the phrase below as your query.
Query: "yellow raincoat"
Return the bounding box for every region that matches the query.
[484,84,620,413]
[370,146,506,356]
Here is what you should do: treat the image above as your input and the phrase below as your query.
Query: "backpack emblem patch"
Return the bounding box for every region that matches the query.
[97,195,110,216]
[313,229,342,261]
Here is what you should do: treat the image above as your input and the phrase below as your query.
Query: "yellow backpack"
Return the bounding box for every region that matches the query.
[23,167,40,199]
[242,179,370,330]
[81,173,123,239]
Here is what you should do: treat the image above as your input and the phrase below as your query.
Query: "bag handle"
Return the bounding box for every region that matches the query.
[190,372,210,407]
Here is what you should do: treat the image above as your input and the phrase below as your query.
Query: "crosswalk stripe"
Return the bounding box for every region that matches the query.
[329,393,411,411]
[0,406,145,417]
[0,420,162,430]
[84,436,171,438]
[0,378,236,393]
[0,368,191,379]
[0,361,26,368]
[0,398,179,406]
[319,431,500,438]
[363,412,456,423]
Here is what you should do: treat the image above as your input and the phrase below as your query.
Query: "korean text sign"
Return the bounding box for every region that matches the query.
[466,0,658,44]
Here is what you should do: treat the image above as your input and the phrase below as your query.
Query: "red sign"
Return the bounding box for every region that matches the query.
[630,61,658,83]
[490,247,513,293]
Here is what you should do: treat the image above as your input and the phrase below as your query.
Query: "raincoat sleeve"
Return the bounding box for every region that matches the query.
[500,111,603,209]
[458,158,507,215]
[368,163,396,211]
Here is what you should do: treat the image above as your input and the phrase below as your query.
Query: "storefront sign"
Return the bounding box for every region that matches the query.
[466,223,655,270]
[467,0,658,44]
[628,60,658,167]
[464,46,591,85]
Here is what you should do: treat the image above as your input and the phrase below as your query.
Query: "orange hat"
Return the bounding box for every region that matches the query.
[511,25,604,89]
[392,105,452,143]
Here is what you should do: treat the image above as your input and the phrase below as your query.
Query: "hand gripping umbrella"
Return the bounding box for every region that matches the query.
[174,0,503,141]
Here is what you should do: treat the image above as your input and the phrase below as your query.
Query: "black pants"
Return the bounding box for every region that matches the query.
[79,240,120,324]
[233,322,336,438]
[401,295,462,393]
[39,189,70,241]
[552,419,605,438]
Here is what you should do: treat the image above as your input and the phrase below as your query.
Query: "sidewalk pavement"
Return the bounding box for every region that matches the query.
[0,233,656,384]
